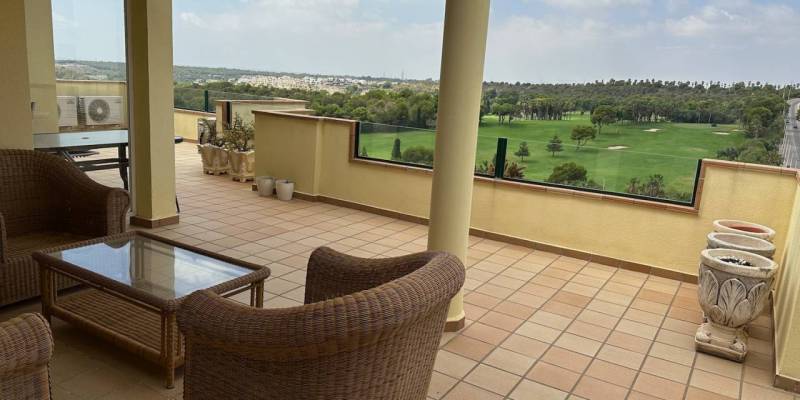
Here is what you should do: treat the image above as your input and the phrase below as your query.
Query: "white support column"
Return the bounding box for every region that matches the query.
[428,0,491,331]
[125,0,178,227]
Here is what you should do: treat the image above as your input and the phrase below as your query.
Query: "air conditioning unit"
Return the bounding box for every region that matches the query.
[57,96,78,127]
[79,96,123,126]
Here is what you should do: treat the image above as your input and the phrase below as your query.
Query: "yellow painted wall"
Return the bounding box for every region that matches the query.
[56,80,129,128]
[25,0,58,134]
[174,109,214,141]
[775,183,800,381]
[254,111,798,277]
[255,113,322,194]
[0,0,34,149]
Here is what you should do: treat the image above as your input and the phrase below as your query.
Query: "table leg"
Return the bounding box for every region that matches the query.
[118,144,129,191]
[251,281,264,308]
[39,268,53,323]
[163,313,176,389]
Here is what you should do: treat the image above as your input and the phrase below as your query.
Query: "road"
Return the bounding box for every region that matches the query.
[780,99,800,168]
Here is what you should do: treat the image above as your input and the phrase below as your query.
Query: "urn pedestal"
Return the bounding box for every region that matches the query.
[695,249,777,362]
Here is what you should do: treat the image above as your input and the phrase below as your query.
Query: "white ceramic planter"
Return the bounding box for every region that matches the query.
[707,232,776,259]
[229,150,255,182]
[713,220,775,242]
[695,248,777,362]
[256,176,275,197]
[197,144,229,175]
[276,180,295,201]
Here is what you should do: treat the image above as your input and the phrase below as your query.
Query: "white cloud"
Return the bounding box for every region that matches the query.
[665,14,712,36]
[665,3,798,39]
[540,0,651,10]
[179,12,207,28]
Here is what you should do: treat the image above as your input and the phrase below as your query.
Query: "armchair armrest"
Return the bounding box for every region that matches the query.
[52,160,130,236]
[304,247,443,304]
[0,313,53,376]
[0,212,6,263]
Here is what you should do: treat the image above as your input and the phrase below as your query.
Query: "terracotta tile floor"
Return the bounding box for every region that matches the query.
[1,143,798,399]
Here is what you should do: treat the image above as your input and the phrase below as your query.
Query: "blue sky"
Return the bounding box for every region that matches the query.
[52,0,800,83]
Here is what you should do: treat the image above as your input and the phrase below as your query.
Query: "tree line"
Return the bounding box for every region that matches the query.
[176,79,795,169]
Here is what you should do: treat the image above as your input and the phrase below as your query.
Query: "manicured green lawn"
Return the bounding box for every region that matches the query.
[356,115,745,197]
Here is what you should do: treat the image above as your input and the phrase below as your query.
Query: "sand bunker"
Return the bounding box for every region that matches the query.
[607,146,629,150]
[644,128,661,132]
[713,132,731,135]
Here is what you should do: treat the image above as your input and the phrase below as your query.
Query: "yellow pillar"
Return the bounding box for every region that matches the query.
[25,0,58,134]
[428,0,491,331]
[0,0,34,149]
[126,0,178,227]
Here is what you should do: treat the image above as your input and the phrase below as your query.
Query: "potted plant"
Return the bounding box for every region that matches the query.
[695,248,777,362]
[222,113,255,183]
[276,179,295,201]
[707,232,775,259]
[256,176,275,197]
[713,219,775,242]
[197,118,229,175]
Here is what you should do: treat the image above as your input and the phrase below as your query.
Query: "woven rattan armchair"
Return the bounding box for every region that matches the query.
[0,149,130,306]
[0,313,54,400]
[178,247,465,400]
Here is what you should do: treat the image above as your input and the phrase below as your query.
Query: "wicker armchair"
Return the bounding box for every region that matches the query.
[0,313,54,400]
[0,149,130,306]
[178,247,465,400]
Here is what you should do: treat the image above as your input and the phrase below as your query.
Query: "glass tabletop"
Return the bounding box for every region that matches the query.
[44,235,256,300]
[33,130,129,149]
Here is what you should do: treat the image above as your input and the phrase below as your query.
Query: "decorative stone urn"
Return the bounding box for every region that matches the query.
[197,144,229,175]
[695,248,777,362]
[707,232,776,259]
[713,219,775,242]
[228,150,255,182]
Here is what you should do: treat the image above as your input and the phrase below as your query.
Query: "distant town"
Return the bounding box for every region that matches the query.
[55,60,435,94]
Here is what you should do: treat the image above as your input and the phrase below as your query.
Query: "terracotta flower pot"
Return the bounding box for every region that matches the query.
[228,150,255,183]
[706,232,775,259]
[695,248,777,362]
[713,220,775,242]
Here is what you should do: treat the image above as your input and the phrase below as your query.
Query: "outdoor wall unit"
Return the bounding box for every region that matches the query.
[56,96,78,127]
[79,96,123,126]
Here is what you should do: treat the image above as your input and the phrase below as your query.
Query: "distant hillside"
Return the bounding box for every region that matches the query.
[55,60,423,84]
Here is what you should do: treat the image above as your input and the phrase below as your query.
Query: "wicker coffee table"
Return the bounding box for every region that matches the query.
[33,231,270,388]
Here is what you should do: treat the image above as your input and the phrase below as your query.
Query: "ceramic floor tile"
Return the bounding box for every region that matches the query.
[9,145,785,400]
[509,379,569,400]
[464,364,522,396]
[527,362,581,392]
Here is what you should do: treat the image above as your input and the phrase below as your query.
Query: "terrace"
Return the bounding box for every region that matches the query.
[2,1,800,400]
[0,143,790,400]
